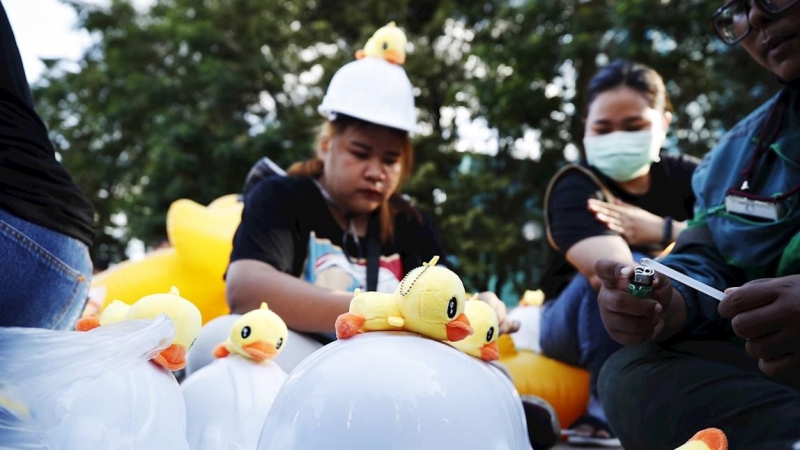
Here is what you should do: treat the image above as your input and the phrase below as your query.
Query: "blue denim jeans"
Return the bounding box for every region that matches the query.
[0,207,92,330]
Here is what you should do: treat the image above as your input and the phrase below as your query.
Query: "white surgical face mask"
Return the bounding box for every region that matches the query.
[583,130,661,182]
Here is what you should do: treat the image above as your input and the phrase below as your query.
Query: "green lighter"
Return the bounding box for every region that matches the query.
[628,266,655,299]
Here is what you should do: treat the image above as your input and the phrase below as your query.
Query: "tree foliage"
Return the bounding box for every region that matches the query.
[34,0,777,299]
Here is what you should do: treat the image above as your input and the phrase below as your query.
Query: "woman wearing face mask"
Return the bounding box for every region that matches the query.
[537,59,698,447]
[592,1,800,448]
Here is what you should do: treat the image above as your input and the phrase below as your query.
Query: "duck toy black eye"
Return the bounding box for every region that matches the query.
[276,337,283,350]
[241,326,251,339]
[447,297,457,319]
[382,42,389,50]
[486,326,495,343]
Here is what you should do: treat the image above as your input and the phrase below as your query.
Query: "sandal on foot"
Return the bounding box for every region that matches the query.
[565,414,621,448]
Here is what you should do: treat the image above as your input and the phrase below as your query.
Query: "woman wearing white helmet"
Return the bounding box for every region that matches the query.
[224,56,442,348]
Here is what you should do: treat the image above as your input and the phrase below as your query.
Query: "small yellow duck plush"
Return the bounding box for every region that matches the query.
[674,428,727,450]
[447,296,500,361]
[76,287,202,371]
[213,303,288,363]
[336,256,473,342]
[76,299,131,330]
[355,21,407,65]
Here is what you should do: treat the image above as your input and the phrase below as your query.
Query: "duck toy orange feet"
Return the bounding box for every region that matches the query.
[76,287,202,371]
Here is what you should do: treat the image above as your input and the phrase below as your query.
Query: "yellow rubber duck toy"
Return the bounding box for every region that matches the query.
[355,21,407,65]
[336,256,473,342]
[213,303,288,363]
[447,296,500,361]
[76,287,202,371]
[674,428,727,450]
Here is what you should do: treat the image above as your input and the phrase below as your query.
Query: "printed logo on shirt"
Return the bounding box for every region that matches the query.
[302,232,403,293]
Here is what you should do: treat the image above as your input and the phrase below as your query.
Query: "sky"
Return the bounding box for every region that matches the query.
[7,0,152,83]
[6,0,95,82]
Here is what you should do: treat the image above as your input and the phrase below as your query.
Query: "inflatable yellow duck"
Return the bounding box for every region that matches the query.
[86,195,243,325]
[355,21,407,65]
[447,296,500,361]
[336,256,473,342]
[213,303,288,363]
[675,428,727,450]
[77,287,202,371]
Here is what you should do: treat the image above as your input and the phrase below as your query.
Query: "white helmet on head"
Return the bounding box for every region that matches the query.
[318,58,417,133]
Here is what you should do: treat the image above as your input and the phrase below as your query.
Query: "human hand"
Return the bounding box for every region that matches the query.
[587,198,665,246]
[594,259,677,346]
[475,291,520,335]
[718,275,800,387]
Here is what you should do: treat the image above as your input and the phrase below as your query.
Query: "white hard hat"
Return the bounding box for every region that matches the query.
[183,357,287,450]
[318,58,417,133]
[257,331,531,449]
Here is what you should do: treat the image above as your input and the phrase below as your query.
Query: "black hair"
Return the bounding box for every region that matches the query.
[586,59,672,113]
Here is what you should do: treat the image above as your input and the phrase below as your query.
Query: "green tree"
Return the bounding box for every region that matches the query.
[33,0,778,301]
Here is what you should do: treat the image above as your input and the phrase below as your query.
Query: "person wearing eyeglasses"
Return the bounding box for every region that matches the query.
[591,1,800,448]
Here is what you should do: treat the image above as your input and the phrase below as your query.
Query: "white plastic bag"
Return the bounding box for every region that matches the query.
[508,304,544,353]
[0,316,189,450]
[182,355,287,450]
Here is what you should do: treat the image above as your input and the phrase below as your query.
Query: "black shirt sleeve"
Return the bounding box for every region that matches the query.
[548,169,617,254]
[229,177,300,273]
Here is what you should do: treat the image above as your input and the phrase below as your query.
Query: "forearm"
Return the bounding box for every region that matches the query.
[226,260,353,333]
[566,235,636,290]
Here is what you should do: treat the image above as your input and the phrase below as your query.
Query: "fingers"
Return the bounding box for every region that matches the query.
[718,277,781,318]
[594,260,633,290]
[729,301,784,340]
[500,319,521,335]
[746,328,800,360]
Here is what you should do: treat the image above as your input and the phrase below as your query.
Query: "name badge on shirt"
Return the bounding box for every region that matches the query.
[724,194,784,221]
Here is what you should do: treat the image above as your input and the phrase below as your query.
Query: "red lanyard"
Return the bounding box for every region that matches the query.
[728,88,800,202]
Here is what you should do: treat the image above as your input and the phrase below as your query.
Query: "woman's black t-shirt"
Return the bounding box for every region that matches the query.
[539,154,698,299]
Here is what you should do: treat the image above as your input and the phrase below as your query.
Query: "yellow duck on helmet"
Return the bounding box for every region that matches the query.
[355,21,407,65]
[336,256,473,342]
[213,303,288,363]
[76,287,202,371]
[447,296,500,361]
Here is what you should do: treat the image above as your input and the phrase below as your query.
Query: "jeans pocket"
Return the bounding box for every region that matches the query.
[0,220,88,329]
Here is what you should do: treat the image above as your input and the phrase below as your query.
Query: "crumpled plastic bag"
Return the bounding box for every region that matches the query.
[182,356,287,450]
[0,316,189,450]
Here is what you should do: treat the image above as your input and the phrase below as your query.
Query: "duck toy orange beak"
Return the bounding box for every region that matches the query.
[479,341,500,361]
[242,341,278,363]
[445,313,473,342]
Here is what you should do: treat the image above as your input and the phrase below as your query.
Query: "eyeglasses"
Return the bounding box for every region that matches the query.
[712,0,800,45]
